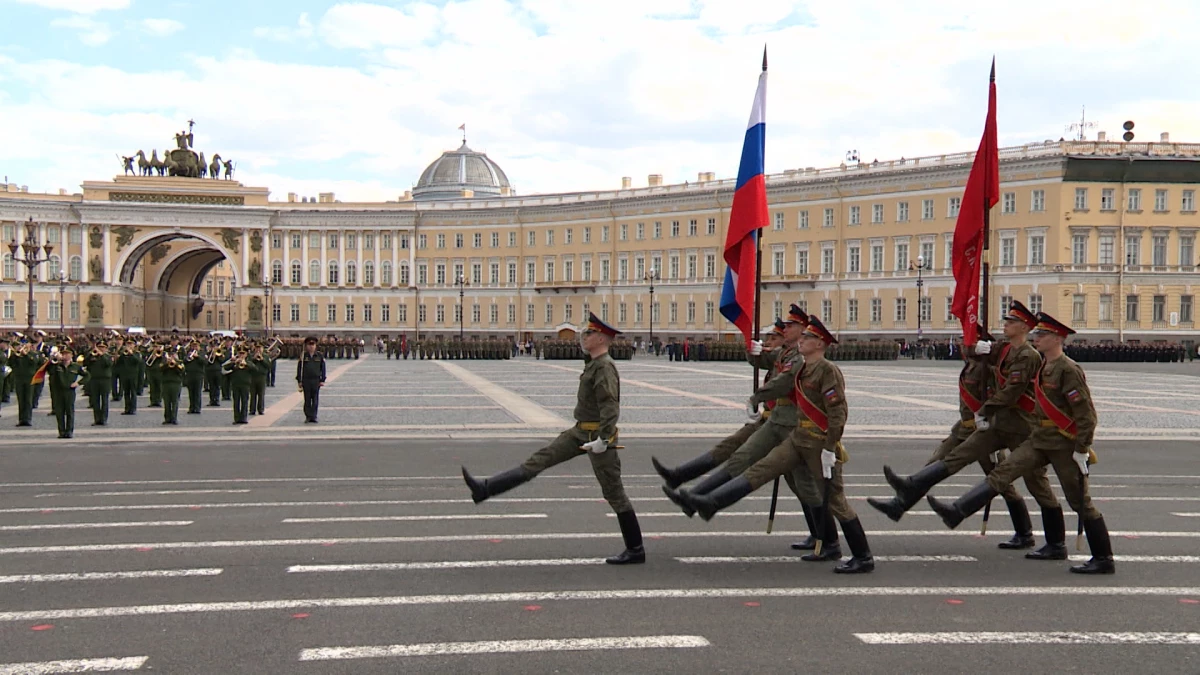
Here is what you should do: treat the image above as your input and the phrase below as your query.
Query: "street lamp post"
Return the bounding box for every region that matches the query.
[262,276,272,337]
[910,254,928,357]
[57,270,67,333]
[455,273,468,341]
[7,217,53,335]
[644,267,659,351]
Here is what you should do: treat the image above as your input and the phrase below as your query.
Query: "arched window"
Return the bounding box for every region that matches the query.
[363,260,375,286]
[327,260,339,286]
[47,255,61,280]
[271,259,283,284]
[380,261,393,286]
[399,261,410,286]
[2,254,14,279]
[69,255,82,282]
[309,260,320,285]
[290,259,302,285]
[345,260,357,286]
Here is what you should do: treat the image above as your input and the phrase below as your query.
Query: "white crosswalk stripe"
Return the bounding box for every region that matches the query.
[281,514,548,523]
[0,569,223,584]
[0,521,192,531]
[855,632,1200,645]
[298,635,711,661]
[0,656,149,674]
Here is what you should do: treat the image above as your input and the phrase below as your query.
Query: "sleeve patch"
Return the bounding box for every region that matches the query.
[1009,370,1021,381]
[1067,389,1082,402]
[824,388,841,404]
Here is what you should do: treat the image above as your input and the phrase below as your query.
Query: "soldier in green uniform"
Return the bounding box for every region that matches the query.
[223,351,253,424]
[681,316,875,574]
[205,343,224,407]
[868,322,1050,551]
[116,342,142,415]
[10,341,45,427]
[183,343,206,414]
[146,345,165,408]
[0,336,9,416]
[249,343,269,416]
[220,337,235,400]
[929,311,1113,575]
[82,341,113,426]
[872,301,1060,548]
[463,312,645,565]
[48,346,83,438]
[158,351,185,425]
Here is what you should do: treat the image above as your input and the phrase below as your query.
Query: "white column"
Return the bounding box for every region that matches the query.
[373,229,381,288]
[338,230,346,288]
[319,231,328,288]
[391,229,400,288]
[241,229,250,286]
[282,229,291,288]
[301,229,309,288]
[80,223,90,283]
[102,224,112,284]
[407,230,415,286]
[356,230,364,288]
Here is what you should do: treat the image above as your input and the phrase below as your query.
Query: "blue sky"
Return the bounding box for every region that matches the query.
[2,0,1198,202]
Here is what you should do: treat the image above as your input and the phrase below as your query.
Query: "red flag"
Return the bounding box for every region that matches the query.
[31,359,49,385]
[950,60,999,347]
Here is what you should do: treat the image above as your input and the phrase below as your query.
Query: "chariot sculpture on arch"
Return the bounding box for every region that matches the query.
[124,119,235,180]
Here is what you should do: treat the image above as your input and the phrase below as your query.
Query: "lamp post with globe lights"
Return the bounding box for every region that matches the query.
[7,217,53,335]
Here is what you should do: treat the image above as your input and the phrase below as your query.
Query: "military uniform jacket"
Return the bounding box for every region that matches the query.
[790,357,848,448]
[957,357,992,424]
[748,344,803,426]
[83,353,113,381]
[184,353,207,380]
[574,353,620,442]
[1032,355,1097,452]
[297,352,326,383]
[979,340,1040,430]
[48,361,83,391]
[158,359,186,386]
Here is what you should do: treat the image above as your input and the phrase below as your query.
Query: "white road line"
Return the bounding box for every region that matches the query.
[281,514,548,523]
[1070,555,1200,563]
[288,559,606,573]
[855,632,1200,645]
[0,569,223,584]
[1,587,1196,623]
[37,490,252,498]
[435,361,566,427]
[0,656,149,674]
[299,635,711,661]
[2,530,1198,556]
[0,521,192,531]
[1172,513,1200,517]
[676,555,978,564]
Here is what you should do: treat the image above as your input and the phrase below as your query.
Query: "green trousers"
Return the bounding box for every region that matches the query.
[52,387,75,437]
[743,431,858,522]
[521,425,631,513]
[939,425,1059,509]
[724,420,822,506]
[989,441,1101,520]
[161,381,182,423]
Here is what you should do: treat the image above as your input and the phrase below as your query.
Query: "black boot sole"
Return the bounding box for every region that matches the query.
[461,468,488,504]
[605,550,646,565]
[867,497,907,522]
[801,546,842,562]
[1069,560,1115,575]
[997,536,1036,550]
[834,557,875,574]
[1025,546,1068,561]
[790,537,816,551]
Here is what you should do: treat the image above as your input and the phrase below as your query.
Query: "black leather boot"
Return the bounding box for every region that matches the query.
[652,452,718,490]
[606,510,646,565]
[883,461,950,515]
[683,476,753,521]
[997,498,1036,549]
[801,505,841,561]
[665,469,733,518]
[662,485,695,518]
[926,480,998,529]
[462,466,529,504]
[866,496,910,522]
[791,502,818,550]
[1070,516,1115,575]
[833,518,874,574]
[1025,506,1068,560]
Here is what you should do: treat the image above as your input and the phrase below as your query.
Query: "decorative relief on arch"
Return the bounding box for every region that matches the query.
[149,244,170,265]
[250,230,263,253]
[218,228,241,254]
[109,192,245,206]
[89,227,103,249]
[112,226,140,252]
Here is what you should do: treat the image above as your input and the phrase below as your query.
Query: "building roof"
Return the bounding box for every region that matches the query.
[412,141,511,201]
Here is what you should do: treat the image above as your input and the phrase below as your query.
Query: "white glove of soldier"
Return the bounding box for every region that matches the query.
[745,397,761,422]
[1073,451,1089,476]
[582,438,608,455]
[974,413,991,431]
[748,340,763,356]
[821,449,837,479]
[975,340,993,355]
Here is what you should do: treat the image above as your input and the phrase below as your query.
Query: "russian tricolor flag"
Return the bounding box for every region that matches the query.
[719,53,768,344]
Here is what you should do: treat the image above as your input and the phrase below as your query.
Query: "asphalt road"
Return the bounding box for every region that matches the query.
[1,437,1198,674]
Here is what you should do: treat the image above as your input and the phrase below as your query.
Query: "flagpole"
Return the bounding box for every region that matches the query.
[753,46,780,534]
[979,58,995,535]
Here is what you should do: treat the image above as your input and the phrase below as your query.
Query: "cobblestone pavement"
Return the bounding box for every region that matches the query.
[2,354,1197,446]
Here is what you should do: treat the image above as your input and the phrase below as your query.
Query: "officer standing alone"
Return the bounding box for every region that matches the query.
[297,337,326,424]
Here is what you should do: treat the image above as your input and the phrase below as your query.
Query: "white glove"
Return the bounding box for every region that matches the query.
[582,438,608,454]
[748,340,763,356]
[990,451,1000,465]
[974,413,991,431]
[821,449,837,479]
[975,340,993,355]
[745,397,761,422]
[1073,451,1089,476]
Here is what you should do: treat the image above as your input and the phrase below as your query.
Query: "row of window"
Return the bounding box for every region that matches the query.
[1070,231,1196,267]
[0,299,77,321]
[0,254,84,281]
[1074,187,1197,213]
[0,224,85,246]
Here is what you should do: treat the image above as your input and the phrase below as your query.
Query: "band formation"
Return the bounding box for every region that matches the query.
[461,303,1113,576]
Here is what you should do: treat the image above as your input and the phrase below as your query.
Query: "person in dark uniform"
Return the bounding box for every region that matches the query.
[48,345,83,438]
[82,341,113,426]
[462,312,644,565]
[297,336,326,424]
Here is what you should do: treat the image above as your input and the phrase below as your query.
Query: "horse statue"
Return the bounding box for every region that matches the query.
[136,150,151,176]
[222,159,235,181]
[150,150,165,176]
[198,152,207,178]
[209,154,222,180]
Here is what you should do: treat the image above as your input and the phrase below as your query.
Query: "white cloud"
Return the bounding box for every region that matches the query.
[139,18,184,37]
[253,12,314,42]
[50,14,112,45]
[5,0,1200,201]
[13,0,129,12]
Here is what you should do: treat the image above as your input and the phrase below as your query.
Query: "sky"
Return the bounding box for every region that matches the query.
[1,0,1198,202]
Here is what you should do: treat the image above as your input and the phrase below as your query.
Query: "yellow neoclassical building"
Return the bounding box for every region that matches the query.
[2,134,1198,346]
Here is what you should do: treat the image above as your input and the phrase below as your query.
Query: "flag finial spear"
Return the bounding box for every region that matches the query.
[990,56,995,83]
[762,45,768,72]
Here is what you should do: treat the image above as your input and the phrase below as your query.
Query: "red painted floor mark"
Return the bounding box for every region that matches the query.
[162,460,171,463]
[1124,535,1140,539]
[650,536,664,541]
[945,599,964,605]
[189,506,202,510]
[136,547,154,552]
[321,542,335,547]
[40,509,53,514]
[292,613,310,619]
[488,538,503,543]
[743,602,761,607]
[523,605,542,611]
[31,624,53,631]
[1181,599,1200,605]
